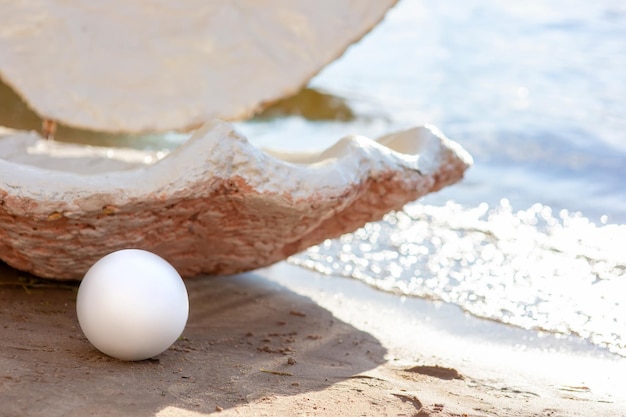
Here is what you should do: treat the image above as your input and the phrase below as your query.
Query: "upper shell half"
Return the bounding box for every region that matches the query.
[0,0,397,132]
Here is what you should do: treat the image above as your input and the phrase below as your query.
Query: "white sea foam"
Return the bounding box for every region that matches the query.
[289,200,626,356]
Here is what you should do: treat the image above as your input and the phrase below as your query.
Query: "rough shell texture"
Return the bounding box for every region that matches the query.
[0,120,472,280]
[0,0,396,132]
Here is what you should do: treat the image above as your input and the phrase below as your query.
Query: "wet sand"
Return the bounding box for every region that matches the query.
[1,261,624,417]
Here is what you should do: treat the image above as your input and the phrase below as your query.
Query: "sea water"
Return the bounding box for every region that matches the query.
[237,0,626,356]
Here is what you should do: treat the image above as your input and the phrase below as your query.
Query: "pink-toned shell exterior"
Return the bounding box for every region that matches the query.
[0,121,471,280]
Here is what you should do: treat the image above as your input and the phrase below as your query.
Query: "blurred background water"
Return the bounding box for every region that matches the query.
[1,0,625,356]
[239,0,626,357]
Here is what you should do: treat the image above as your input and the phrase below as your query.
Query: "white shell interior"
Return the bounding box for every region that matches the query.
[0,0,397,132]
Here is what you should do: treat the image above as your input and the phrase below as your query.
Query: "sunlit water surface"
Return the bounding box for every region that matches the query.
[237,0,626,356]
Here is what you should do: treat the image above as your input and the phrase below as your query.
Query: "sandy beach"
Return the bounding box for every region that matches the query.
[1,261,624,417]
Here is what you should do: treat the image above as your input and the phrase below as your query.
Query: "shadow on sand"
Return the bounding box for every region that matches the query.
[0,263,386,416]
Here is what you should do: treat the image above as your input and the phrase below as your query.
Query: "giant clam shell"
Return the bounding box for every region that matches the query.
[0,0,397,132]
[0,120,472,280]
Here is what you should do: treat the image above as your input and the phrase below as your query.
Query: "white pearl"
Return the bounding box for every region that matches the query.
[76,249,189,361]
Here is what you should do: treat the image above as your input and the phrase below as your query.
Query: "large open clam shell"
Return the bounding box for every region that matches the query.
[0,0,396,132]
[0,121,472,279]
